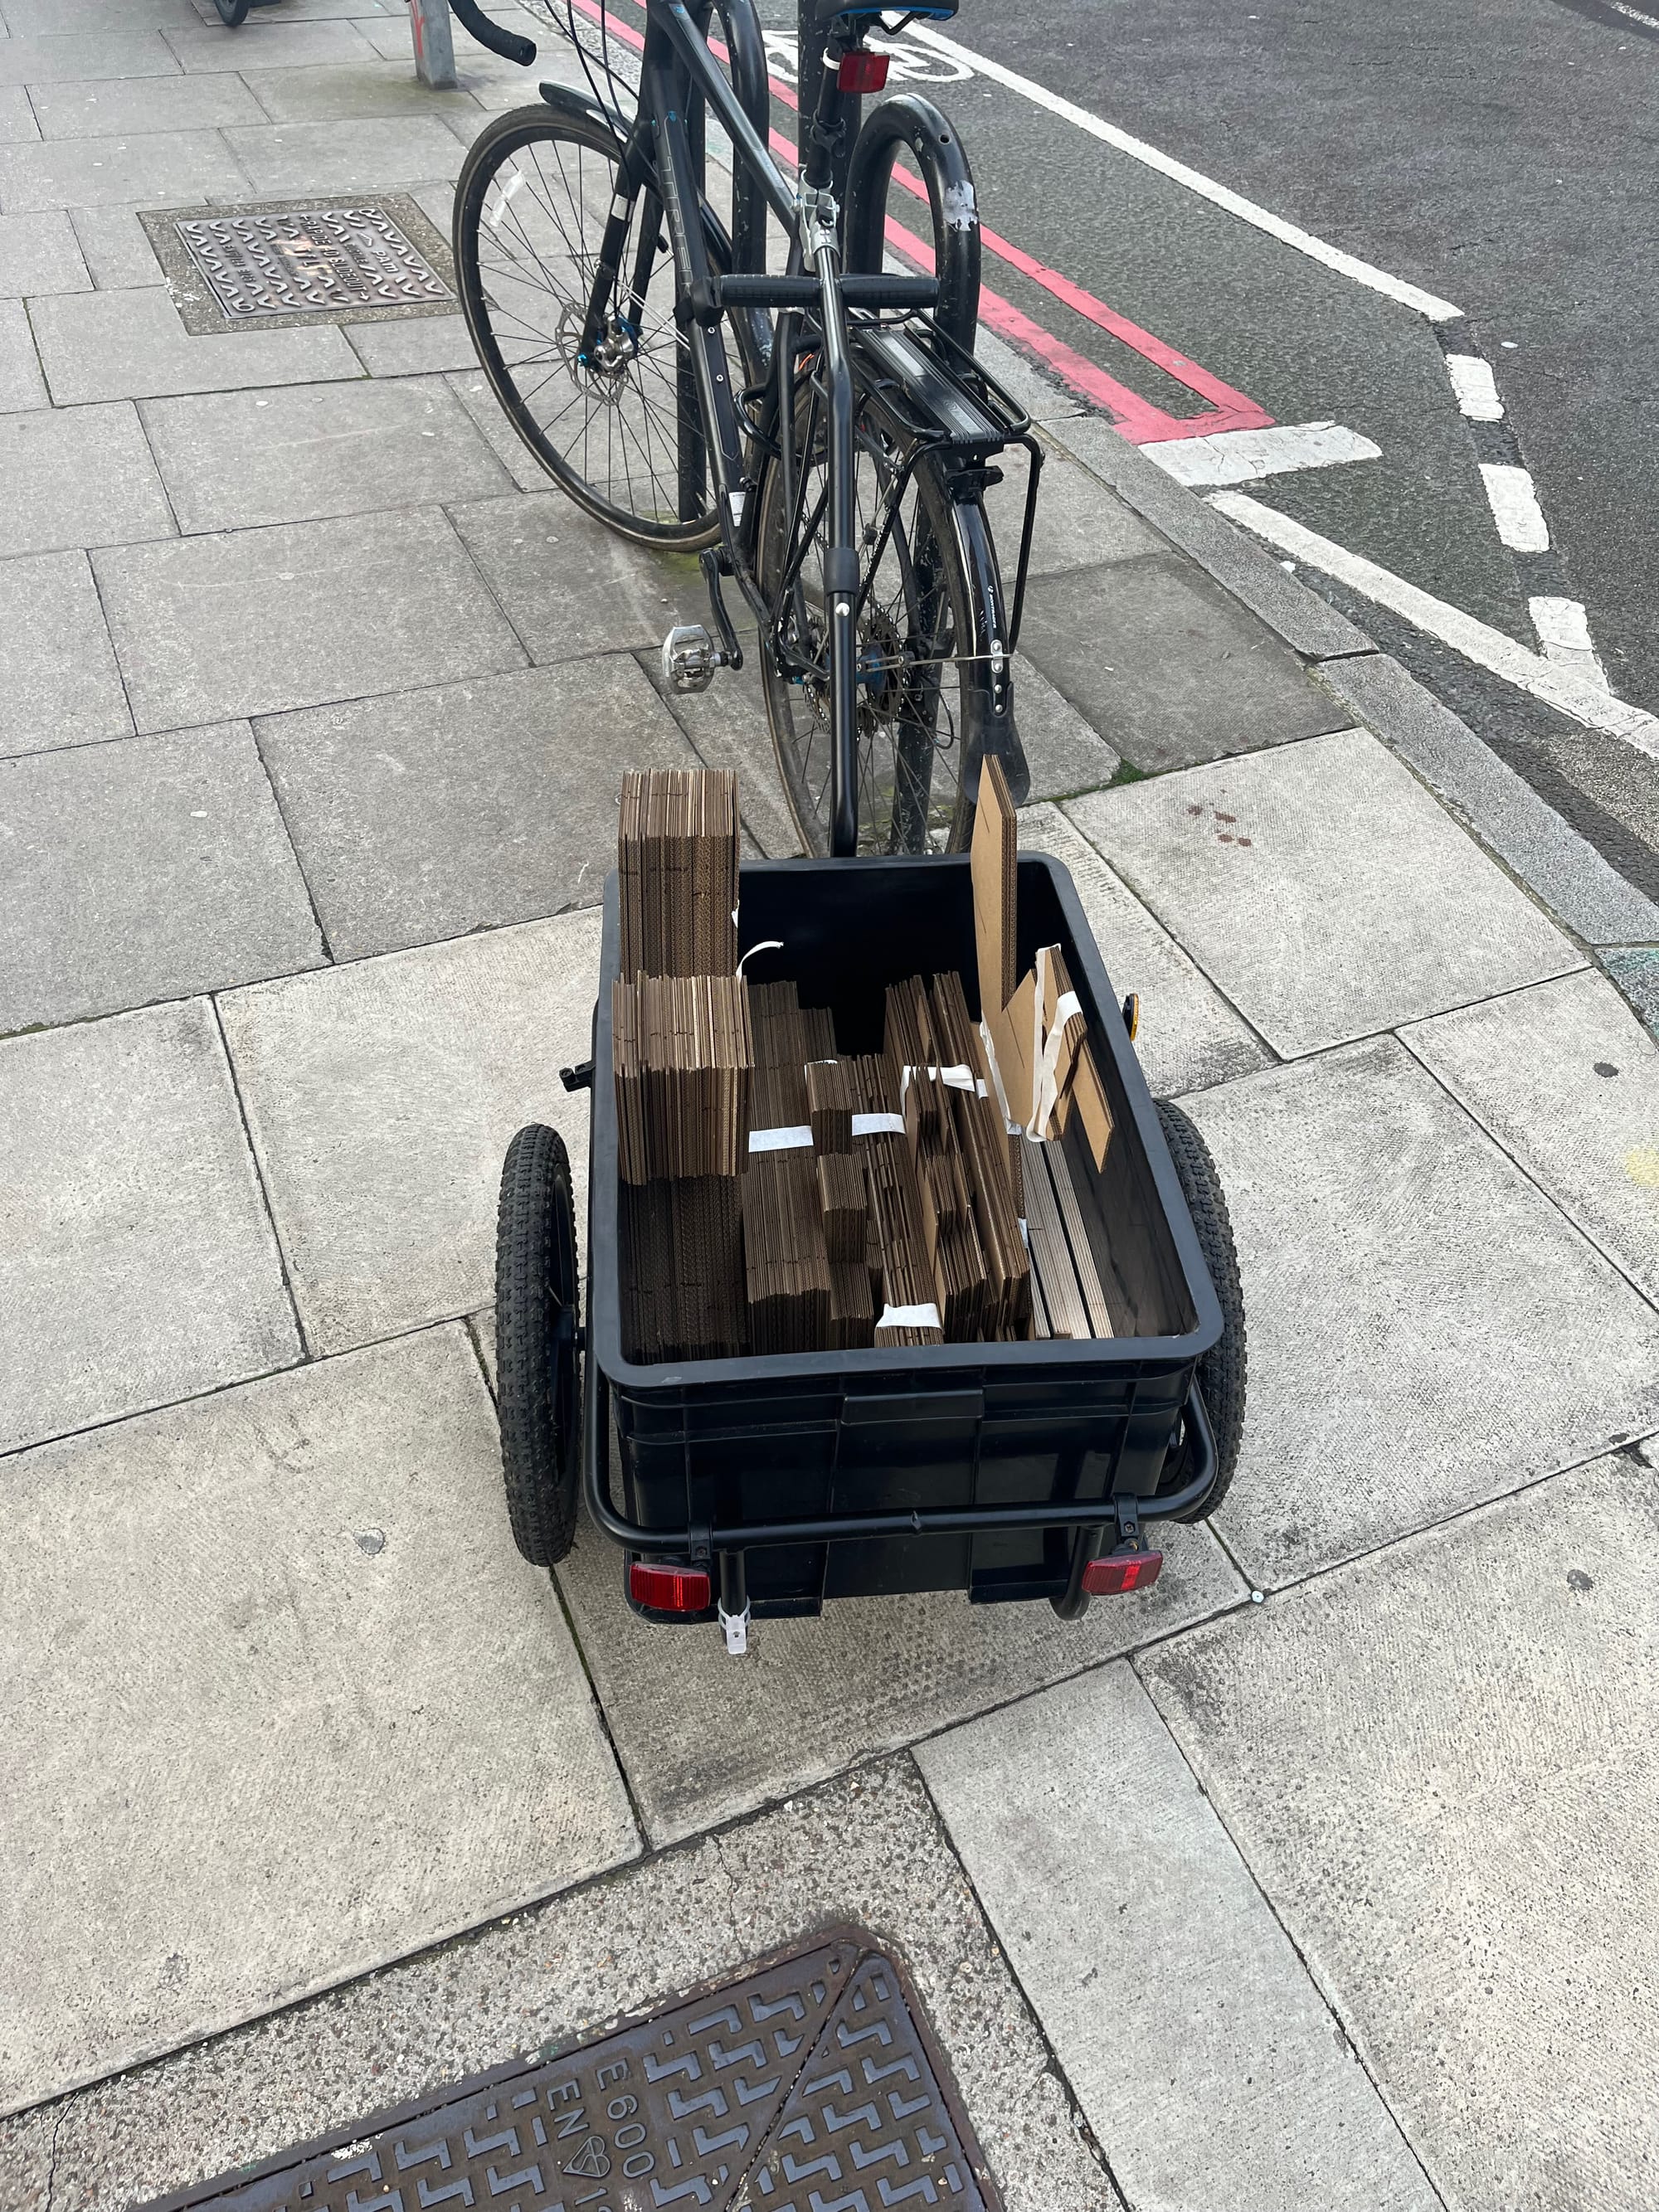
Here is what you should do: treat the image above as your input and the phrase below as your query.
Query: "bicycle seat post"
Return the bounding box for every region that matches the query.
[797,0,859,219]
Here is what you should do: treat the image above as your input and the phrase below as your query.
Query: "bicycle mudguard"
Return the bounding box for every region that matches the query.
[536,77,630,143]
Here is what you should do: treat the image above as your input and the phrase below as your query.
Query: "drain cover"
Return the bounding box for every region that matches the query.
[140,196,457,335]
[143,1933,997,2212]
[176,206,449,320]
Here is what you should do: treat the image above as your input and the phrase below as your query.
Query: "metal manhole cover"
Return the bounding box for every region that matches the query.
[139,196,458,336]
[141,1932,999,2212]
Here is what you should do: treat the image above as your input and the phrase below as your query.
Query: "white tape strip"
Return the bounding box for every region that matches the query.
[1028,984,1085,1140]
[876,1301,941,1330]
[747,1125,813,1152]
[851,1111,906,1137]
[978,1018,1022,1137]
[736,938,784,976]
[900,1062,974,1096]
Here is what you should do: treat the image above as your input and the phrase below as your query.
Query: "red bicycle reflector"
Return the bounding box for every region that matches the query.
[838,50,891,92]
[629,1561,712,1613]
[1082,1548,1165,1597]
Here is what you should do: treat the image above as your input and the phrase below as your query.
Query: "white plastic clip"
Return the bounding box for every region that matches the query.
[719,1602,751,1656]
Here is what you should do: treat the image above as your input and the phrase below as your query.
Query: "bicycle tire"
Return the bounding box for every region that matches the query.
[1155,1099,1248,1522]
[754,390,980,855]
[494,1122,583,1568]
[454,103,722,548]
[213,0,251,22]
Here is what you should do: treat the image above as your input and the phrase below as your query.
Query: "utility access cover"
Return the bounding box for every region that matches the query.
[143,1932,997,2212]
[178,206,449,319]
[142,197,457,335]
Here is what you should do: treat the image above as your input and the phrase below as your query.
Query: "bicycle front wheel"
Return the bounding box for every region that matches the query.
[213,0,251,22]
[454,104,718,547]
[755,389,981,855]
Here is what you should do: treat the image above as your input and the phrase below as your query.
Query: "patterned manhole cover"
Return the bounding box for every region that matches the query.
[176,206,449,320]
[139,196,458,335]
[141,1932,999,2211]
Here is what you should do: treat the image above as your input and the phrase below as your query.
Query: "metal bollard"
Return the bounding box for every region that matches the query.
[406,0,458,90]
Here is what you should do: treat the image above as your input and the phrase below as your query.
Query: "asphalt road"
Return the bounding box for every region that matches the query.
[916,0,1659,898]
[579,0,1657,902]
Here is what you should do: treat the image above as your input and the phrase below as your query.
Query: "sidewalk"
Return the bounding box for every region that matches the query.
[2,6,1658,2210]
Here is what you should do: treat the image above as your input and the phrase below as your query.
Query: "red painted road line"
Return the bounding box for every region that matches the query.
[562,0,1267,437]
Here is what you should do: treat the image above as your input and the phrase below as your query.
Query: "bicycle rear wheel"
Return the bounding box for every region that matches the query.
[213,0,251,22]
[755,384,980,855]
[454,103,719,547]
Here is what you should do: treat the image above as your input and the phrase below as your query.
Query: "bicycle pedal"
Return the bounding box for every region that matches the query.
[661,623,723,695]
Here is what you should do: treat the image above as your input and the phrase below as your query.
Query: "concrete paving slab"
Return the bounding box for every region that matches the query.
[163,16,379,70]
[222,116,467,194]
[982,442,1165,578]
[0,298,46,411]
[1317,649,1659,949]
[1052,409,1372,663]
[139,374,510,532]
[255,656,693,960]
[1,1764,1110,2212]
[0,127,246,210]
[92,506,526,730]
[27,70,265,138]
[0,209,90,296]
[1140,1452,1659,2212]
[0,1325,638,2118]
[1014,649,1122,795]
[30,284,363,404]
[0,87,38,144]
[446,365,552,492]
[7,0,199,30]
[0,722,324,1028]
[0,547,133,757]
[1023,802,1272,1096]
[344,309,475,377]
[66,201,167,286]
[1404,970,1659,1305]
[1603,944,1659,1041]
[0,31,182,84]
[0,998,299,1456]
[0,397,174,557]
[1180,1036,1659,1586]
[449,488,701,664]
[239,61,486,124]
[219,910,600,1353]
[920,1665,1438,2212]
[1068,729,1583,1057]
[1017,552,1350,773]
[554,1514,1243,1846]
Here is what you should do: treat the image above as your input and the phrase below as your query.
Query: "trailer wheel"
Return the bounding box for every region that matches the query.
[494,1123,581,1566]
[1156,1100,1246,1521]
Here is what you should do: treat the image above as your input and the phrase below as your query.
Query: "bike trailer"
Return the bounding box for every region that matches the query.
[568,848,1242,1637]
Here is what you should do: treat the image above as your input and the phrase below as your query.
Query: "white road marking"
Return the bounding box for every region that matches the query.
[908,23,1463,321]
[1530,596,1613,694]
[1480,463,1550,552]
[1141,419,1381,486]
[1209,491,1659,758]
[1606,0,1659,28]
[1444,352,1504,421]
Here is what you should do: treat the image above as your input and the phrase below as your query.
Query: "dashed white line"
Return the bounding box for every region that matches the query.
[1480,463,1550,552]
[1209,490,1659,758]
[1141,419,1381,487]
[908,22,1464,322]
[1530,596,1613,694]
[1444,353,1504,421]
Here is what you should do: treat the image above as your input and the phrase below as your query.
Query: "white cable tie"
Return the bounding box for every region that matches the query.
[736,937,784,976]
[747,1124,813,1152]
[851,1111,906,1136]
[876,1301,941,1330]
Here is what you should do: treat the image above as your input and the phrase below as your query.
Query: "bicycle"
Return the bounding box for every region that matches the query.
[445,0,1040,855]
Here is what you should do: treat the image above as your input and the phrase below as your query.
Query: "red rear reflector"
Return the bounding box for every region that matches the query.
[629,1562,712,1613]
[838,50,891,92]
[1082,1548,1165,1597]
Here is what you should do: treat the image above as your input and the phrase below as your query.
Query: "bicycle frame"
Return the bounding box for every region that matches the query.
[580,0,922,857]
